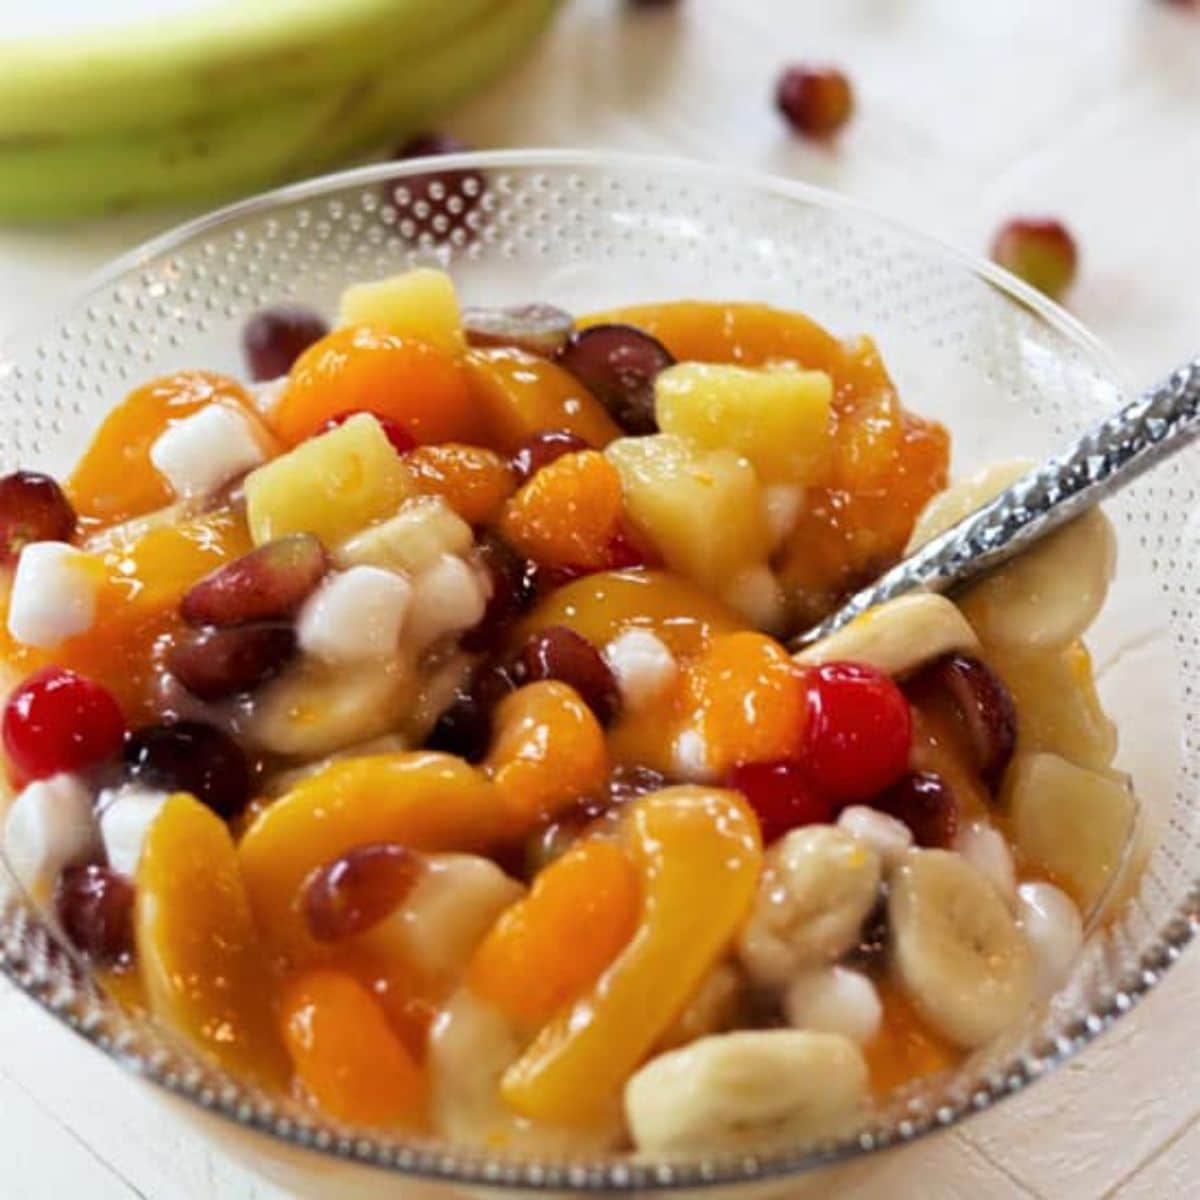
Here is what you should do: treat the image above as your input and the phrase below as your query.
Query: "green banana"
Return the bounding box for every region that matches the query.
[0,0,562,221]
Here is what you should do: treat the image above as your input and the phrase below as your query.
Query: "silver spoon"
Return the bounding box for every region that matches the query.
[791,358,1200,650]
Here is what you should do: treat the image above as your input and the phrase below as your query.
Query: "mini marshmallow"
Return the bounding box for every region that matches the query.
[784,965,883,1045]
[405,555,489,651]
[149,403,265,499]
[3,774,99,897]
[955,820,1017,905]
[298,566,412,665]
[723,564,785,633]
[671,727,713,782]
[603,629,678,711]
[837,805,914,870]
[6,542,98,649]
[97,784,170,878]
[1017,881,1084,999]
[763,483,805,547]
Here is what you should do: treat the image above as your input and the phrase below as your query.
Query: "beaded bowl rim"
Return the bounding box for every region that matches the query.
[1,150,1188,1193]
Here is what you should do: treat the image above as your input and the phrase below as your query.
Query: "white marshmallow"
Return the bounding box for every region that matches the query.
[97,784,170,878]
[671,727,713,782]
[763,484,805,548]
[149,403,265,499]
[3,774,99,897]
[6,542,98,648]
[1017,881,1084,999]
[783,965,882,1045]
[404,555,489,651]
[298,566,412,665]
[837,805,914,870]
[954,821,1017,905]
[722,564,785,633]
[603,629,678,711]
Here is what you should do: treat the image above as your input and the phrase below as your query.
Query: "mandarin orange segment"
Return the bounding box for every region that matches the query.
[500,787,762,1124]
[135,793,289,1089]
[281,968,426,1127]
[464,347,622,454]
[270,325,478,447]
[469,839,641,1028]
[485,681,609,828]
[864,980,957,1096]
[681,632,807,774]
[513,569,742,660]
[67,371,255,527]
[499,450,624,570]
[237,752,503,964]
[406,443,517,526]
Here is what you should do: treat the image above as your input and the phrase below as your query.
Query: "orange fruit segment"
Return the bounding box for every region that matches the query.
[464,347,622,454]
[270,325,478,447]
[499,450,624,570]
[406,442,517,526]
[500,786,761,1124]
[135,793,288,1089]
[469,839,641,1028]
[281,968,426,1127]
[67,370,255,528]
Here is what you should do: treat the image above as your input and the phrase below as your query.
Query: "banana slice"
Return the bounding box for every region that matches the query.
[1004,752,1138,914]
[889,849,1034,1049]
[625,1029,869,1154]
[907,460,1031,552]
[794,593,979,678]
[245,657,416,758]
[737,826,882,988]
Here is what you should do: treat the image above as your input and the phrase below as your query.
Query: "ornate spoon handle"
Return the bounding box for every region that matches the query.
[792,358,1200,649]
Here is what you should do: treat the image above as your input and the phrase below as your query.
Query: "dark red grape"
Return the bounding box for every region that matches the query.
[509,430,592,485]
[426,663,519,763]
[319,410,415,455]
[242,305,328,381]
[0,471,77,565]
[931,654,1018,786]
[460,534,537,653]
[990,218,1078,301]
[725,759,835,844]
[180,533,327,628]
[776,65,855,138]
[303,843,424,942]
[168,623,296,701]
[515,626,620,724]
[872,771,959,849]
[387,133,486,243]
[555,324,675,435]
[123,722,251,819]
[463,304,575,357]
[55,865,135,966]
[2,667,125,781]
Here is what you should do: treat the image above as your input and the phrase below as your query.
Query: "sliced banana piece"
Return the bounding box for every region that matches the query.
[958,507,1117,652]
[1004,752,1138,914]
[794,593,979,678]
[907,460,1031,553]
[889,849,1034,1049]
[245,657,416,758]
[625,1029,869,1154]
[737,826,882,988]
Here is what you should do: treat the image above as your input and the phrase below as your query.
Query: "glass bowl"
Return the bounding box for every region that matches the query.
[0,151,1195,1198]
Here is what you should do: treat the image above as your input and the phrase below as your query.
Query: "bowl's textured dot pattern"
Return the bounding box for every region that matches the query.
[0,155,1196,1191]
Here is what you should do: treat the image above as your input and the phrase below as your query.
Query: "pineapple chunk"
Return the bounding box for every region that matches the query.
[336,495,474,575]
[654,362,833,484]
[244,413,415,547]
[338,268,464,354]
[606,434,771,597]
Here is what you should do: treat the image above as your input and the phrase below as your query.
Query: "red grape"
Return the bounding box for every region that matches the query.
[516,626,620,724]
[168,623,296,701]
[929,654,1017,786]
[463,304,574,358]
[776,65,855,138]
[303,843,424,942]
[460,534,536,653]
[872,771,959,849]
[555,324,675,435]
[0,471,77,565]
[242,305,329,381]
[3,668,126,780]
[990,217,1078,301]
[180,533,327,627]
[509,430,592,485]
[725,759,835,844]
[55,865,134,966]
[800,662,911,803]
[319,410,415,455]
[122,722,251,819]
[426,663,519,763]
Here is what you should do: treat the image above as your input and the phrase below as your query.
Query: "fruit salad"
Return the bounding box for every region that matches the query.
[0,270,1138,1156]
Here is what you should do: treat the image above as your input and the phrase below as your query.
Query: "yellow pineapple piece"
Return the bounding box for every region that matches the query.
[338,268,464,354]
[606,434,771,597]
[655,362,833,484]
[244,413,416,546]
[336,495,473,575]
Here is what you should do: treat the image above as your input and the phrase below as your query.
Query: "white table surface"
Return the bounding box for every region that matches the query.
[1,1,1199,1196]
